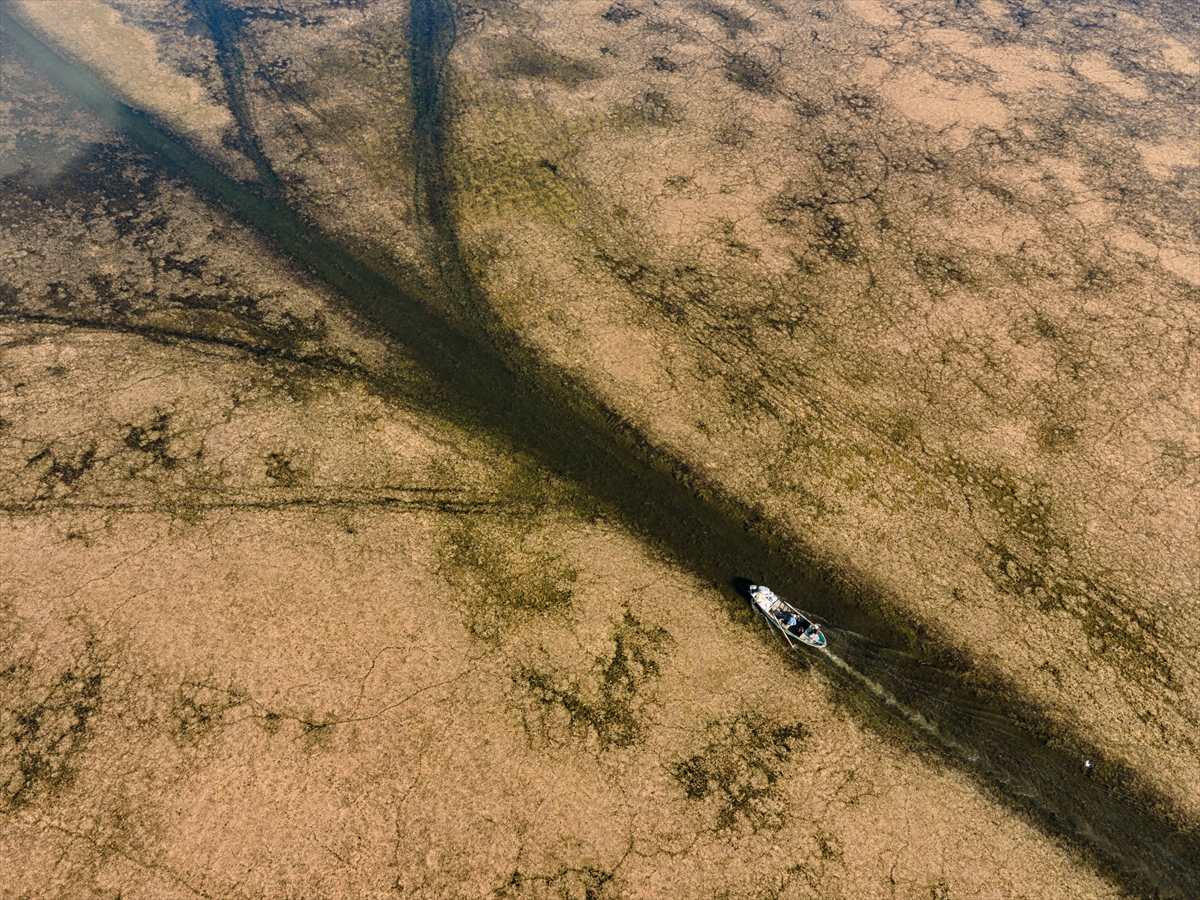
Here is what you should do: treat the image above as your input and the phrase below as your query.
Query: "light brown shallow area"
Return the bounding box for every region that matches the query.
[0,321,1118,897]
[440,0,1200,819]
[1,0,1196,897]
[0,191,1115,896]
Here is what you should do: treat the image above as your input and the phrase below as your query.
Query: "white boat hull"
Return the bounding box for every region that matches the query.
[750,584,827,648]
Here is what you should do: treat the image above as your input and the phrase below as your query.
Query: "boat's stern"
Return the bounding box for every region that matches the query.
[799,630,827,649]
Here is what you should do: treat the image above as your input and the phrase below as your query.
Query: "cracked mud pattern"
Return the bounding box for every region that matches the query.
[442,0,1199,820]
[0,1,1195,898]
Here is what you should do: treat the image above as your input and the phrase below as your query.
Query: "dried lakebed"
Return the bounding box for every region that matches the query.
[3,2,1198,897]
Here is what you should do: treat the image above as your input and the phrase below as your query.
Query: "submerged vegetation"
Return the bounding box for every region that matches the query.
[674,712,806,831]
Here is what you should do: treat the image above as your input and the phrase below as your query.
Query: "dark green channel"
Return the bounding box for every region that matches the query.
[4,5,1198,896]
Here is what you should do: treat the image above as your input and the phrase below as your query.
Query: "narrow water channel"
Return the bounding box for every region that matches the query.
[4,5,1198,895]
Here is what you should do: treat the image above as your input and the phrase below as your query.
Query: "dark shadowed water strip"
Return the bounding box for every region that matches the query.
[191,0,281,197]
[4,7,1198,896]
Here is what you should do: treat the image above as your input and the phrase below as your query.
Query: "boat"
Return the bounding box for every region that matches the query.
[749,584,827,648]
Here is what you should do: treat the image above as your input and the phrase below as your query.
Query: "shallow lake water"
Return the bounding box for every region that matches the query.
[3,1,1198,896]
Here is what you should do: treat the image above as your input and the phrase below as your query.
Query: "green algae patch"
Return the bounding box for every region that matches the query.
[515,608,672,751]
[674,711,806,831]
[0,630,108,810]
[609,90,682,129]
[443,512,580,641]
[983,539,1177,693]
[315,21,419,191]
[939,452,1061,552]
[442,71,586,225]
[491,35,601,88]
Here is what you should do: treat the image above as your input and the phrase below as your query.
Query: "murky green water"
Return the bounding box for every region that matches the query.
[4,4,1197,895]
